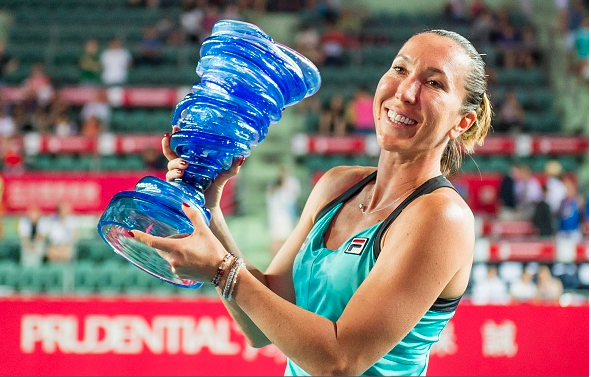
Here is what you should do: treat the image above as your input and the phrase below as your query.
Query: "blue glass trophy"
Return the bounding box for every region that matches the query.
[97,20,321,288]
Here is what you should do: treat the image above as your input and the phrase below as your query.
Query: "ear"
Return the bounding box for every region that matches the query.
[449,111,477,140]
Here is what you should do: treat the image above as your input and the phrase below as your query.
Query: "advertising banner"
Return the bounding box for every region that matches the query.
[0,172,236,215]
[0,297,587,376]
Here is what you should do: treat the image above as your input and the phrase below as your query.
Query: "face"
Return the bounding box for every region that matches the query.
[372,33,476,157]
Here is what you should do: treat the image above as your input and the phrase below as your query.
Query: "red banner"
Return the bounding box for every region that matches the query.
[428,303,589,376]
[0,172,236,215]
[0,297,587,376]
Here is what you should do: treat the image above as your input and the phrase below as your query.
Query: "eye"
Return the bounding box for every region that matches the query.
[427,80,443,88]
[392,65,405,74]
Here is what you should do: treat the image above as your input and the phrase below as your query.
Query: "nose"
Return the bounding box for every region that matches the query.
[396,77,420,104]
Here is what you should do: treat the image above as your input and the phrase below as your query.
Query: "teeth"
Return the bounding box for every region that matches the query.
[387,110,416,125]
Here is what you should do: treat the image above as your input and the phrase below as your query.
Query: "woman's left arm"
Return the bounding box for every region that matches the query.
[131,190,474,376]
[223,190,475,375]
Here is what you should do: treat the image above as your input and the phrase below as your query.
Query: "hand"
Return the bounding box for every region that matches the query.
[129,202,228,283]
[161,126,246,209]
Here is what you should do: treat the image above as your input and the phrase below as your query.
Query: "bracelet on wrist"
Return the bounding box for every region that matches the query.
[210,252,235,288]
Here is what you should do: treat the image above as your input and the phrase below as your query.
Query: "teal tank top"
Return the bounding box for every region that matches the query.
[287,172,462,376]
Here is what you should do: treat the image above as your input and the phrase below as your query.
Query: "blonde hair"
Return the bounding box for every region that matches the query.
[423,29,492,175]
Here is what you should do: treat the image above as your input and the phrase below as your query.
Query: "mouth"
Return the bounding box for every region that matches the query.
[387,109,418,126]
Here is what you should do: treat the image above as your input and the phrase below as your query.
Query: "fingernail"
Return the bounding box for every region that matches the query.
[127,231,135,238]
[164,132,170,139]
[179,160,187,166]
[182,202,190,207]
[238,156,245,166]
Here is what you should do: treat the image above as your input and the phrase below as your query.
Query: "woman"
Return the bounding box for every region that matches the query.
[130,29,492,376]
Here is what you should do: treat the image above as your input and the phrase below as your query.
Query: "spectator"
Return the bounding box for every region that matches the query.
[498,166,517,219]
[22,62,54,107]
[1,135,24,174]
[319,18,348,66]
[53,112,77,137]
[513,163,544,220]
[293,22,324,67]
[0,40,19,86]
[468,0,489,20]
[200,3,222,41]
[535,264,564,302]
[45,202,78,264]
[517,24,543,68]
[80,114,104,138]
[556,175,583,241]
[469,7,496,45]
[15,87,47,134]
[318,93,348,135]
[495,22,521,68]
[509,269,538,302]
[571,15,589,81]
[531,185,554,237]
[471,264,511,305]
[100,37,133,86]
[135,25,164,66]
[497,89,526,134]
[444,0,469,24]
[221,1,244,21]
[78,38,102,85]
[180,0,206,44]
[156,14,183,45]
[46,90,72,132]
[543,160,567,217]
[17,204,50,266]
[0,106,16,139]
[345,85,374,134]
[266,165,301,257]
[80,89,111,131]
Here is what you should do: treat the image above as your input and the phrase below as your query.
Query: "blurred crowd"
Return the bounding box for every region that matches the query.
[0,0,587,302]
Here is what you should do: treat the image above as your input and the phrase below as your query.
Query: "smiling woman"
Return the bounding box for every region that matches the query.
[130,29,492,376]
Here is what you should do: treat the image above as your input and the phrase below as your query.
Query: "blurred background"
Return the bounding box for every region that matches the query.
[0,0,588,375]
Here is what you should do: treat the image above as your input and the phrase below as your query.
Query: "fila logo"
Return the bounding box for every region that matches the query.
[345,237,368,255]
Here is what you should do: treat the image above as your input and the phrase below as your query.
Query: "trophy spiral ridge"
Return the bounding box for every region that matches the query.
[97,19,321,288]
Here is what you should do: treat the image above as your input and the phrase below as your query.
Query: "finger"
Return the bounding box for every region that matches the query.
[167,158,188,171]
[231,155,246,172]
[162,132,178,161]
[166,169,183,182]
[128,229,178,255]
[217,155,245,180]
[172,125,180,134]
[181,202,208,230]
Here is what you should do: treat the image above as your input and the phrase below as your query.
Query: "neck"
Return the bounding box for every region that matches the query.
[362,155,441,209]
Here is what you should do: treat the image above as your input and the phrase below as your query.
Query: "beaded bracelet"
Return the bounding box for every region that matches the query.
[222,257,244,300]
[210,252,235,287]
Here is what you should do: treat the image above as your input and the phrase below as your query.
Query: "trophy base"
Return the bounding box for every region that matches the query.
[97,176,210,288]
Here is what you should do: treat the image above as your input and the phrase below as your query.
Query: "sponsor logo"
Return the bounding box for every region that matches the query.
[345,237,368,255]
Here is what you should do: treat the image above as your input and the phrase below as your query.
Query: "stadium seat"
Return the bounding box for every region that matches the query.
[16,265,45,295]
[0,260,19,292]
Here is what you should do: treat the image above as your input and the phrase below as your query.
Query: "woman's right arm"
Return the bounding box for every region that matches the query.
[161,133,332,347]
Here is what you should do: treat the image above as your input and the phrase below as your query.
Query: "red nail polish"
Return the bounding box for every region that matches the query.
[182,202,190,207]
[127,231,134,238]
[238,156,245,166]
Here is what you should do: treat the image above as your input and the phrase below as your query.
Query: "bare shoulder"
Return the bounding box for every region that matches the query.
[304,166,376,220]
[315,165,375,195]
[399,187,475,247]
[411,187,474,228]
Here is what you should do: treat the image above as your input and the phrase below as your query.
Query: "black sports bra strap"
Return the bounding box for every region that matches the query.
[373,175,456,259]
[315,170,378,224]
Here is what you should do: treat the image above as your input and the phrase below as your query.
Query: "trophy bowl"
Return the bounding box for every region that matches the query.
[97,19,321,288]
